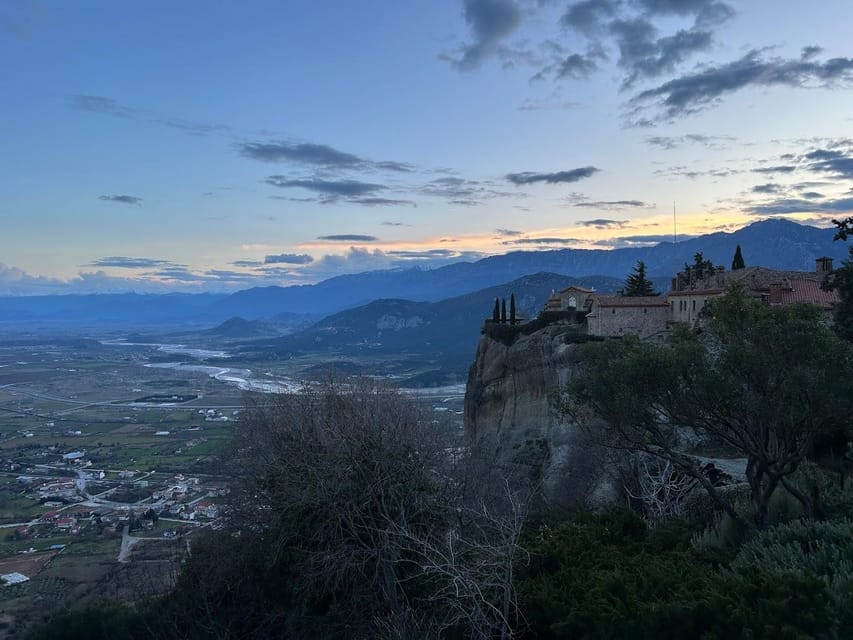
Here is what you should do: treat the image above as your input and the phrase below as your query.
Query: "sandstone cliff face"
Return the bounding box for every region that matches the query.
[464,325,617,508]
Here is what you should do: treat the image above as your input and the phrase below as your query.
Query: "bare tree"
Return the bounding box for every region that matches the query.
[221,379,531,638]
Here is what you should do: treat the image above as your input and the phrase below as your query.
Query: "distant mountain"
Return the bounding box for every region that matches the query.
[0,219,846,329]
[215,219,849,319]
[238,272,622,385]
[0,292,227,329]
[204,317,276,338]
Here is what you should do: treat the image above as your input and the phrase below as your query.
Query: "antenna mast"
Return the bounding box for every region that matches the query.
[673,201,677,244]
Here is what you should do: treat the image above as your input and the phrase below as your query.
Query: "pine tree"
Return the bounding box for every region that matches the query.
[732,244,745,270]
[501,298,507,323]
[509,293,516,325]
[622,261,658,297]
[492,298,500,323]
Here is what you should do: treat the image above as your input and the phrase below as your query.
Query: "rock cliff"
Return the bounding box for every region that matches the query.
[464,324,618,508]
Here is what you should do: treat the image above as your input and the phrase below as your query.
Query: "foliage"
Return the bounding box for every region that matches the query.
[492,297,500,323]
[823,244,853,342]
[517,510,836,640]
[563,286,853,528]
[622,260,658,296]
[731,244,745,270]
[27,601,144,640]
[510,292,516,324]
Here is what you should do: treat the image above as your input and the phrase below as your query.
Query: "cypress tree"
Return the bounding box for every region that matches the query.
[492,298,500,322]
[732,244,745,270]
[501,298,507,323]
[510,293,516,324]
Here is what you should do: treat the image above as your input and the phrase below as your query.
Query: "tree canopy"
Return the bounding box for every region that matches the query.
[622,261,659,297]
[564,286,853,528]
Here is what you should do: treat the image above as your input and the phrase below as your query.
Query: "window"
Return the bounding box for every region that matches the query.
[568,296,577,308]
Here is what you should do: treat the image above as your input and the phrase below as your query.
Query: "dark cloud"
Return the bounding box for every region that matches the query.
[561,0,620,36]
[231,260,263,268]
[98,195,143,205]
[495,228,523,236]
[576,218,629,227]
[374,161,416,173]
[240,142,362,167]
[381,221,411,227]
[573,200,649,209]
[316,234,379,242]
[611,18,713,87]
[654,166,741,179]
[745,196,853,216]
[752,183,782,194]
[804,147,853,179]
[454,0,523,70]
[350,198,417,207]
[264,176,386,198]
[506,166,600,185]
[264,253,314,265]
[421,176,515,203]
[644,133,735,149]
[801,191,825,199]
[88,257,176,269]
[556,52,601,79]
[631,49,853,121]
[502,237,581,245]
[752,164,798,175]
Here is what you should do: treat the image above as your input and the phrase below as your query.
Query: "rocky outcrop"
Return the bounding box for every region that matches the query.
[465,325,618,508]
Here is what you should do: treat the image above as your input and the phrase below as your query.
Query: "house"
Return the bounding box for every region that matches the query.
[586,296,671,338]
[669,259,839,325]
[545,285,596,312]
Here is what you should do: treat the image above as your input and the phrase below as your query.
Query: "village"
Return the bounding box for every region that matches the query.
[1,444,228,589]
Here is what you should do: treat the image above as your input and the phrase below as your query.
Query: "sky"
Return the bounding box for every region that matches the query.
[1,0,852,294]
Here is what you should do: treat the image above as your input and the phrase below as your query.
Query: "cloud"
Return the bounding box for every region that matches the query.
[561,0,620,36]
[804,147,853,179]
[421,176,516,203]
[264,176,386,198]
[518,98,582,110]
[99,194,142,205]
[350,198,417,207]
[572,200,649,209]
[381,221,411,227]
[495,228,523,236]
[69,94,229,136]
[752,183,782,194]
[316,234,379,242]
[231,260,263,268]
[745,196,853,216]
[239,142,362,167]
[88,256,178,269]
[70,95,136,118]
[502,236,582,245]
[631,49,853,121]
[576,218,629,227]
[505,166,600,185]
[610,17,714,87]
[452,0,523,70]
[263,253,314,265]
[752,164,798,175]
[645,133,735,149]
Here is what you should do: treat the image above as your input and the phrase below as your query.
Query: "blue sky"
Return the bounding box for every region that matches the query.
[1,0,852,294]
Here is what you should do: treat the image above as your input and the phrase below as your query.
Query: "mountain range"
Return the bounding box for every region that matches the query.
[0,219,847,329]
